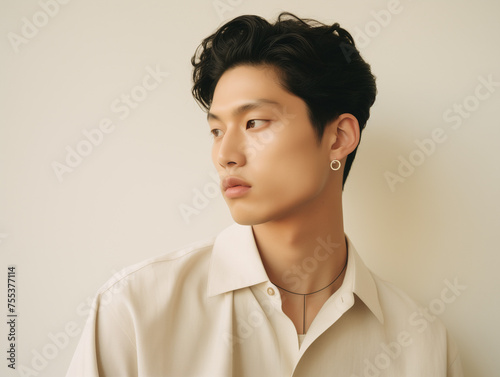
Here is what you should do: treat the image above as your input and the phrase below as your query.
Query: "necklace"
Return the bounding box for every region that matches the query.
[271,254,348,335]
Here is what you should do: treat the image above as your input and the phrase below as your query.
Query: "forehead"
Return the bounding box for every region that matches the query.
[209,64,300,118]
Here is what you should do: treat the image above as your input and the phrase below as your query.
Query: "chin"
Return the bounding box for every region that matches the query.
[228,203,288,226]
[230,212,260,226]
[227,205,268,226]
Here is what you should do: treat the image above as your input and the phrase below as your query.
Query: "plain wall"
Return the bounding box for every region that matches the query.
[1,0,499,376]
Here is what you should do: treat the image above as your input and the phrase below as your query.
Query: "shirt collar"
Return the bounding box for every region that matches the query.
[207,222,269,297]
[344,234,385,324]
[207,222,384,324]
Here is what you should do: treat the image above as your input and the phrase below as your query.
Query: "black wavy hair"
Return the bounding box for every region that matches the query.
[191,12,377,188]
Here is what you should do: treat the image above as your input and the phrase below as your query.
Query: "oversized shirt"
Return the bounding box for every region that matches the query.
[66,222,463,376]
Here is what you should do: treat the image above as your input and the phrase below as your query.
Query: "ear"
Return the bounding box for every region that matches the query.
[326,113,360,161]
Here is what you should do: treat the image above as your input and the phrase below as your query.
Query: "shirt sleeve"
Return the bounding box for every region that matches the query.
[65,283,139,377]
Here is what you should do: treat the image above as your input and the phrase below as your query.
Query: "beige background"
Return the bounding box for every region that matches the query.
[1,0,499,376]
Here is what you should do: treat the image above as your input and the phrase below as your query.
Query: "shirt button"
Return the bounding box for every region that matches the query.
[267,287,275,296]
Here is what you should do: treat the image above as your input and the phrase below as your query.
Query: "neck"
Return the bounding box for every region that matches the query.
[251,194,347,294]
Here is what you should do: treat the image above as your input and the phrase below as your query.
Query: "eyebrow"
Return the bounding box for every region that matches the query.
[206,99,281,122]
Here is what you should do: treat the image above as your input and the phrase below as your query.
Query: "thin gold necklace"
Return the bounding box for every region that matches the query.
[272,254,348,334]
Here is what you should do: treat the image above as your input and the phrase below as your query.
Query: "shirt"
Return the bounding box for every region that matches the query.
[65,222,463,377]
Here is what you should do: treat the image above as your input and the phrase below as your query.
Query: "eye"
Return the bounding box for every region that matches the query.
[246,119,268,129]
[209,129,222,138]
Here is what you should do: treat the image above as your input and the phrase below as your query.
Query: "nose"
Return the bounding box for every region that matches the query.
[216,127,247,168]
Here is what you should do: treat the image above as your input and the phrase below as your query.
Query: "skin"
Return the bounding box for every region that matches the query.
[207,64,360,334]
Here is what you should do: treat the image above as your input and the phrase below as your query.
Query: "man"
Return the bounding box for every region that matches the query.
[66,12,462,376]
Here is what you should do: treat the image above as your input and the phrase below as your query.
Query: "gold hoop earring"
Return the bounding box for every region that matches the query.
[330,160,341,171]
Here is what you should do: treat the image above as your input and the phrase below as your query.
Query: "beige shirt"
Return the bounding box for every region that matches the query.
[66,222,463,376]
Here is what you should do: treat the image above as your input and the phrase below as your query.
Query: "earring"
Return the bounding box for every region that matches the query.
[330,159,341,171]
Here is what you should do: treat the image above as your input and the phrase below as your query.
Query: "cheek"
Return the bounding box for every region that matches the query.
[211,144,226,171]
[251,136,326,198]
[211,147,217,167]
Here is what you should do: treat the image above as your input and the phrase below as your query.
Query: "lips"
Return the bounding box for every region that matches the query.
[222,176,251,191]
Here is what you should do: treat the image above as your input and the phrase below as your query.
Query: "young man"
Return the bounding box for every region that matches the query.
[66,12,463,376]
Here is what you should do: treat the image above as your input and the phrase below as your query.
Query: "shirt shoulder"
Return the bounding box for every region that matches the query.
[369,272,440,329]
[368,272,463,374]
[369,272,458,327]
[95,234,217,298]
[66,235,221,377]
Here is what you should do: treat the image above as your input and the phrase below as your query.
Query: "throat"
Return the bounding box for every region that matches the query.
[280,289,333,334]
[274,255,348,334]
